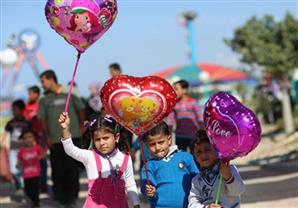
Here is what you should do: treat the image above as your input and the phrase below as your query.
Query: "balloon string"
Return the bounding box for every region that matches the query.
[64,52,81,112]
[138,137,150,185]
[215,175,223,204]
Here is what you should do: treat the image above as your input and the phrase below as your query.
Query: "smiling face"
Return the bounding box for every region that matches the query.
[145,133,172,159]
[193,142,218,169]
[93,129,119,154]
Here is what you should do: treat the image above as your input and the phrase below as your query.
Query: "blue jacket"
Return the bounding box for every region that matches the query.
[141,146,199,208]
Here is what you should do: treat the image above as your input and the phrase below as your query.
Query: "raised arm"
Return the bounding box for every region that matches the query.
[58,112,90,165]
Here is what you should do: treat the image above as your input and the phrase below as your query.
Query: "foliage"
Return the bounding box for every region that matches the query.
[225,12,298,77]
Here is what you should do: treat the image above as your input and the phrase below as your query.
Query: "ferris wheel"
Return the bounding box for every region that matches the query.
[0,29,49,96]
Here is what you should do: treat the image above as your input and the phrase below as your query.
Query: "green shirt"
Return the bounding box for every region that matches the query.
[38,87,85,143]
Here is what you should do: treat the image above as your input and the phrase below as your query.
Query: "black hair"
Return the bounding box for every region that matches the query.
[19,129,36,141]
[86,115,129,153]
[142,121,170,142]
[109,63,122,72]
[190,129,211,154]
[67,81,77,87]
[174,79,189,90]
[12,99,25,110]
[28,85,40,95]
[40,70,58,83]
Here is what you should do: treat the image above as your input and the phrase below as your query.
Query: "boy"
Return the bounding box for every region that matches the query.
[141,121,198,208]
[167,80,203,151]
[188,130,245,208]
[5,100,31,191]
[24,85,40,120]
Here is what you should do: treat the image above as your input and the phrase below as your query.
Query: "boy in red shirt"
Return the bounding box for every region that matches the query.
[24,86,40,120]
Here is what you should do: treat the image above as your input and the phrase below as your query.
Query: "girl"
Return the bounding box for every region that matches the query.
[188,130,245,208]
[58,112,140,208]
[17,130,45,207]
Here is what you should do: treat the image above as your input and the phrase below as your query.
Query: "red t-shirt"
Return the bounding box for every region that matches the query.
[24,102,39,120]
[18,144,44,179]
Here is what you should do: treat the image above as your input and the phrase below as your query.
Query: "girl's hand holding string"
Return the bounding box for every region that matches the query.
[58,112,71,140]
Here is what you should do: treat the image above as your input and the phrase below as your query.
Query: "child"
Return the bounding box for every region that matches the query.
[188,130,245,208]
[141,121,198,208]
[25,85,48,193]
[59,112,140,208]
[17,130,45,207]
[5,99,31,191]
[24,85,40,120]
[167,80,204,151]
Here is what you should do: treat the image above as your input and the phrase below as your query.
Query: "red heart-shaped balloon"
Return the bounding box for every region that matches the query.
[100,75,177,135]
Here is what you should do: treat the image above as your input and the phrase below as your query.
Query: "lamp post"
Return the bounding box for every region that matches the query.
[177,11,198,65]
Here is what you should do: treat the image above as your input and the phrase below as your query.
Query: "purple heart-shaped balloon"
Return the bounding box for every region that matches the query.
[204,91,261,161]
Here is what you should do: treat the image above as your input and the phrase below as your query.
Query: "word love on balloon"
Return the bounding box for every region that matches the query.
[204,92,261,161]
[100,75,177,135]
[45,0,117,53]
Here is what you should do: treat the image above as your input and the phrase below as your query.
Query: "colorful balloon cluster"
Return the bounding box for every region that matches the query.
[204,92,261,161]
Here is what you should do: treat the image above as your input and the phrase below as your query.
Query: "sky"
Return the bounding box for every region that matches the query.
[1,0,297,98]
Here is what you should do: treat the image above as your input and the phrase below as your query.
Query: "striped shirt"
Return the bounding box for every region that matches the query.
[166,97,203,138]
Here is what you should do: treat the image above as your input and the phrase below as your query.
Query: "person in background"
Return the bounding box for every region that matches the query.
[5,99,31,192]
[188,130,245,208]
[25,85,48,193]
[131,136,151,173]
[38,70,85,207]
[85,82,102,121]
[255,71,282,124]
[167,80,204,151]
[141,121,198,208]
[17,130,45,208]
[109,62,122,77]
[24,86,40,121]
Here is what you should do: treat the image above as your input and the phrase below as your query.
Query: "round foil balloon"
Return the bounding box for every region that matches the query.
[204,91,261,161]
[100,75,177,135]
[45,0,117,53]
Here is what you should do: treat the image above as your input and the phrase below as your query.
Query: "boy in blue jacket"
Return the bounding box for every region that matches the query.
[141,121,198,208]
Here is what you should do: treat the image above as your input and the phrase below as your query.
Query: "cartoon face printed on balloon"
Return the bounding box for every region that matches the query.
[45,0,117,52]
[68,9,98,33]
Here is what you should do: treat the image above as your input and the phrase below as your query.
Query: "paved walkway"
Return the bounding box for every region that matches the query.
[1,158,297,207]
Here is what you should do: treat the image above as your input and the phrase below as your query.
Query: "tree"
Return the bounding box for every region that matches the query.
[225,12,298,133]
